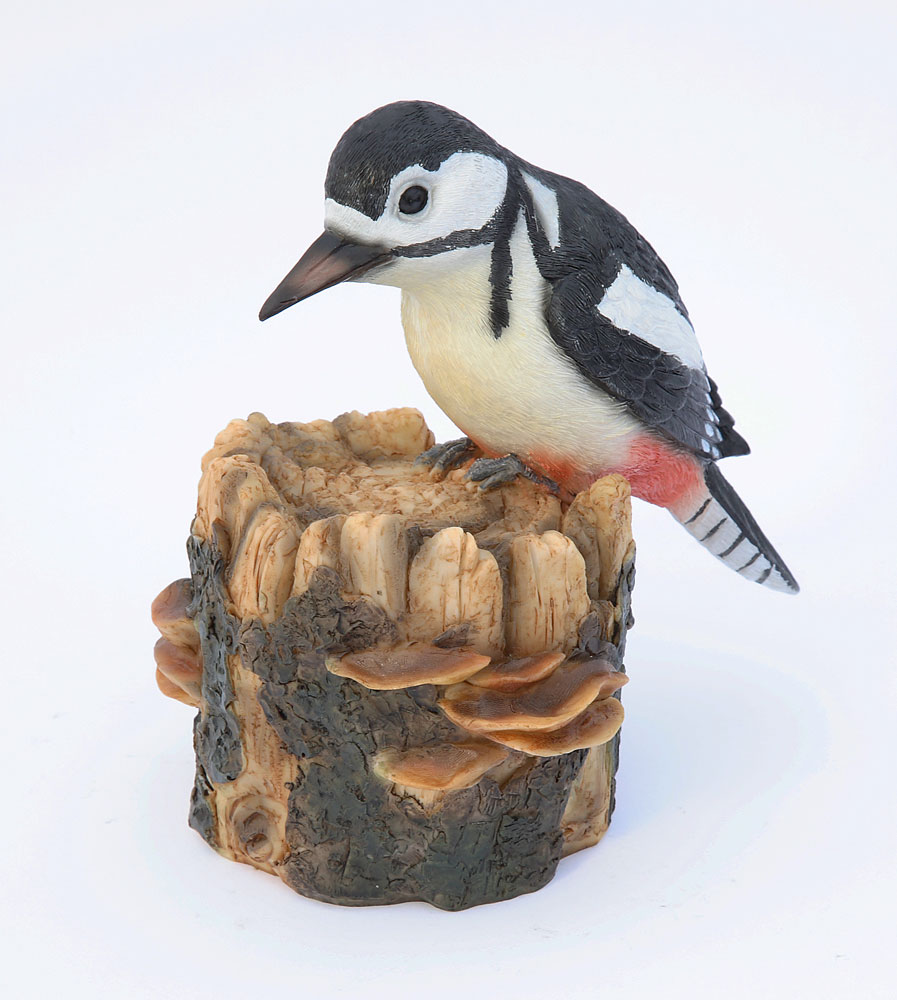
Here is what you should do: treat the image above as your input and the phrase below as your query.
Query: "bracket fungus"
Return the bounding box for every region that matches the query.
[439,656,627,733]
[327,645,491,690]
[467,651,566,691]
[374,741,509,791]
[484,698,626,756]
[151,578,198,651]
[153,637,202,707]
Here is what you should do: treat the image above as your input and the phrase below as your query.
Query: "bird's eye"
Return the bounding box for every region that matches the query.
[398,185,428,215]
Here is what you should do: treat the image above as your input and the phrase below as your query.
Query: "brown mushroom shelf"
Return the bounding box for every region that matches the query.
[153,408,636,910]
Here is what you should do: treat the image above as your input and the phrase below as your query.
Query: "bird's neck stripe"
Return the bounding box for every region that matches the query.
[393,222,498,259]
[485,169,529,336]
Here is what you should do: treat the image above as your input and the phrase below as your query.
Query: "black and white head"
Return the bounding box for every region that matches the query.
[259,101,527,322]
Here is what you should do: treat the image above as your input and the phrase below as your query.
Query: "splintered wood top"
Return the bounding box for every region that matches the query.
[197,407,563,541]
[190,407,634,652]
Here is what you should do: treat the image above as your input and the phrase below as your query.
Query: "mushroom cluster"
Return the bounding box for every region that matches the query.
[328,644,627,790]
[152,579,201,707]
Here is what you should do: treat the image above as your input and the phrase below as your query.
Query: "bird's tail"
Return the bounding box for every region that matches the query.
[672,463,799,594]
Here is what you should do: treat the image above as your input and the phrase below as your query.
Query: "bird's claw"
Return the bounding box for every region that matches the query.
[466,454,560,495]
[414,436,479,476]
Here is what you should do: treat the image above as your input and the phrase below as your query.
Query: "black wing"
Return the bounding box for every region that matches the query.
[547,271,749,460]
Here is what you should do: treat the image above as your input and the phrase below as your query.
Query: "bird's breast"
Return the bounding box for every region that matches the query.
[400,228,641,481]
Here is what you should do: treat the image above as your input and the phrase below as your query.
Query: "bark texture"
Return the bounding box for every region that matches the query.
[153,408,636,909]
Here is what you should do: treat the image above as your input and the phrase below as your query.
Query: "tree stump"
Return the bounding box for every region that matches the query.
[153,408,636,910]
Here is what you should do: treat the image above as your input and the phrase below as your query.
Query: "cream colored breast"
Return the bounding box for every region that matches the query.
[400,216,640,471]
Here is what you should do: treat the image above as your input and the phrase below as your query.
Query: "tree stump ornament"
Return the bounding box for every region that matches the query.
[153,408,636,910]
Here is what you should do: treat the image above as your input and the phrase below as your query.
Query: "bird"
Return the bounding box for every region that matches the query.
[259,100,798,594]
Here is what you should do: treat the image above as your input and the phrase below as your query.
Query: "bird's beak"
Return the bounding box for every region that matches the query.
[258,230,392,321]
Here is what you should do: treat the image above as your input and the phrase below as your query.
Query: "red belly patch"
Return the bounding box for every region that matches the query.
[473,433,703,513]
[619,436,704,509]
[527,453,593,496]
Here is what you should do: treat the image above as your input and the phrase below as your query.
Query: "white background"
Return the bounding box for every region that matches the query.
[3,1,895,997]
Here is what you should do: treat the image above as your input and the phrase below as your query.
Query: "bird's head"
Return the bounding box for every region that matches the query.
[259,101,513,320]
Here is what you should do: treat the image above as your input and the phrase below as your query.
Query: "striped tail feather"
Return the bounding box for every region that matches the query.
[674,463,799,594]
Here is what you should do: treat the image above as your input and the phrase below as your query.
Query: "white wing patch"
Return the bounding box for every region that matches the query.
[521,172,560,248]
[595,264,704,370]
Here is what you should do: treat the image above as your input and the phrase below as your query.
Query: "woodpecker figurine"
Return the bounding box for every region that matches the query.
[259,101,798,594]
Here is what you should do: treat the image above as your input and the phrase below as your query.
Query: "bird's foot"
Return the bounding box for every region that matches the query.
[415,436,480,476]
[466,454,560,495]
